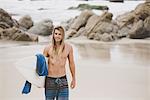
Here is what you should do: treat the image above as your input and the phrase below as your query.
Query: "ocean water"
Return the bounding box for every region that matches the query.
[0,0,144,25]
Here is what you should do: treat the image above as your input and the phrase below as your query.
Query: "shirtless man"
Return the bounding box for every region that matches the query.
[43,26,76,100]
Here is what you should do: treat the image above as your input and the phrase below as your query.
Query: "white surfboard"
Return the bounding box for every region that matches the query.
[14,44,79,88]
[15,56,46,88]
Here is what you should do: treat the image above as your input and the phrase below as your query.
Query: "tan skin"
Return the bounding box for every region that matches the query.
[43,29,76,89]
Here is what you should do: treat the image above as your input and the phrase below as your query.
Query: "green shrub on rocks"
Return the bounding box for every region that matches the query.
[68,4,109,10]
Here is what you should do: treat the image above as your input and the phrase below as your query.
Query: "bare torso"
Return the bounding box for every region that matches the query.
[46,43,71,77]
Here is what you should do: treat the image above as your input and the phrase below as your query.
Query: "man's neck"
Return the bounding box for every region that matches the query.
[55,42,61,47]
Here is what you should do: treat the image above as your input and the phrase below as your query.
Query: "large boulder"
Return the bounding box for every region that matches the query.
[0,8,14,28]
[85,11,113,36]
[70,10,93,31]
[129,16,150,39]
[116,2,150,28]
[101,33,114,42]
[115,2,150,39]
[86,11,118,41]
[92,22,114,34]
[66,10,93,38]
[115,11,135,28]
[0,27,38,41]
[28,19,53,36]
[84,14,101,36]
[134,2,150,21]
[128,20,149,39]
[18,15,33,30]
[66,29,77,39]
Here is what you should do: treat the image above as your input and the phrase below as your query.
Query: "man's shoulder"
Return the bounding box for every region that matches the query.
[65,43,73,53]
[65,43,72,48]
[44,44,52,51]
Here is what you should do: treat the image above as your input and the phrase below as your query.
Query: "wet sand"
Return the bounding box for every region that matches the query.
[0,38,150,100]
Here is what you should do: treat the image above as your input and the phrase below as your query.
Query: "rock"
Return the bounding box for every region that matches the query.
[115,2,150,39]
[144,16,150,32]
[84,14,100,36]
[112,24,119,33]
[66,10,93,37]
[70,10,93,31]
[28,19,53,36]
[12,19,19,28]
[68,4,109,10]
[1,27,38,41]
[85,11,113,36]
[94,33,102,41]
[134,2,150,21]
[74,27,86,37]
[12,31,38,41]
[101,33,114,42]
[88,32,96,40]
[115,11,135,28]
[18,15,33,30]
[92,22,114,34]
[128,20,149,39]
[117,27,130,38]
[0,8,14,28]
[0,22,11,29]
[66,29,77,39]
[100,11,113,22]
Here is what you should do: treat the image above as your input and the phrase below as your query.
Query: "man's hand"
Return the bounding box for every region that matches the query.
[70,79,76,89]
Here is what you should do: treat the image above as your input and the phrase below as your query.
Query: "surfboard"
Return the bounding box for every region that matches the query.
[15,55,46,88]
[14,44,79,88]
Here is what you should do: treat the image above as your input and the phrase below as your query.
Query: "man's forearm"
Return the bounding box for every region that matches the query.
[70,64,76,80]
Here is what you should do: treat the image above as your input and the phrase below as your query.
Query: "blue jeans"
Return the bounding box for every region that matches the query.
[45,88,69,100]
[45,76,69,100]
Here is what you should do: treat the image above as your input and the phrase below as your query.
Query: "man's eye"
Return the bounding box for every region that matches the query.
[59,34,61,35]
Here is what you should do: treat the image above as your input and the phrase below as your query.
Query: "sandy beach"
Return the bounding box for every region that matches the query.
[0,37,150,100]
[0,0,150,100]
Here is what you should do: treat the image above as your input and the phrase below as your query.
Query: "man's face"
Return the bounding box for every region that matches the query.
[54,29,63,42]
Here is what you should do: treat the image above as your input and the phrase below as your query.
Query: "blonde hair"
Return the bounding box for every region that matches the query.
[51,26,65,56]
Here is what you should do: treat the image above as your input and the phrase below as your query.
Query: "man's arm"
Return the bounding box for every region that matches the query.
[68,46,76,89]
[43,46,49,57]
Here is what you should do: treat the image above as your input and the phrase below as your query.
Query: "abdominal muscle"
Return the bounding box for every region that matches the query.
[47,53,68,77]
[47,64,66,77]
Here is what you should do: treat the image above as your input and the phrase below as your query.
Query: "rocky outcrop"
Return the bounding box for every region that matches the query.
[28,19,54,36]
[64,2,150,41]
[0,8,18,29]
[66,11,118,42]
[0,8,38,41]
[66,10,93,38]
[0,27,38,41]
[129,17,150,39]
[115,2,150,39]
[18,15,33,30]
